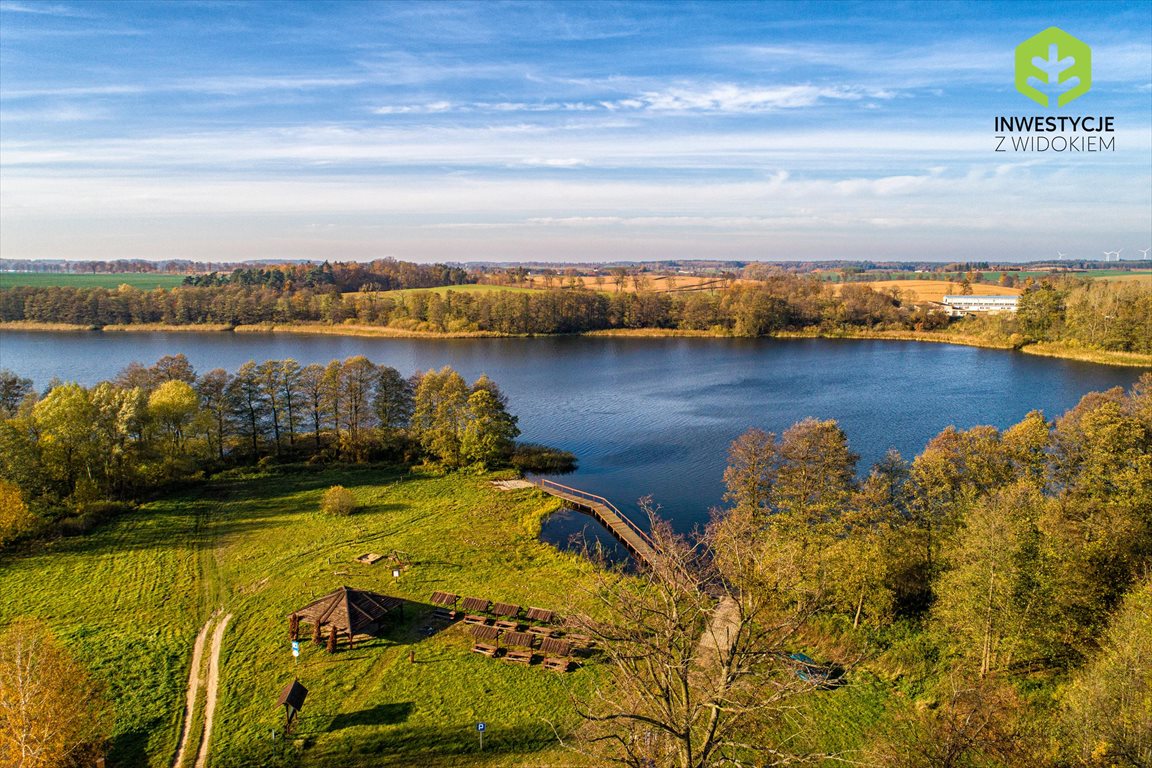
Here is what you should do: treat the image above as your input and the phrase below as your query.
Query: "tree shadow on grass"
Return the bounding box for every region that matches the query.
[329,701,413,730]
[20,466,427,559]
[294,722,563,764]
[107,726,151,768]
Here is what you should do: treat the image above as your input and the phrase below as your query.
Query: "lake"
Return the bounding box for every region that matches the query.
[0,330,1144,553]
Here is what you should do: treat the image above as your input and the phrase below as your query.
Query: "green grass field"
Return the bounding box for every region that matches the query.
[0,272,189,289]
[0,466,611,767]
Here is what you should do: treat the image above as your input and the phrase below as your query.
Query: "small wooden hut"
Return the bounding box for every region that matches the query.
[290,586,403,648]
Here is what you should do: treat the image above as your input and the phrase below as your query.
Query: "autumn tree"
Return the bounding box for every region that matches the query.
[299,363,326,451]
[340,356,378,458]
[411,367,470,466]
[721,427,777,521]
[1059,576,1152,767]
[0,618,111,768]
[460,382,519,468]
[147,379,199,454]
[227,361,266,456]
[0,480,38,547]
[196,368,232,460]
[933,481,1043,676]
[373,364,413,433]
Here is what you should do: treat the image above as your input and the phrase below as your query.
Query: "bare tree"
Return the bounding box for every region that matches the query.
[566,503,829,768]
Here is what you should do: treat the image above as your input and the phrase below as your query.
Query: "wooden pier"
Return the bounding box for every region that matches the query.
[533,479,656,568]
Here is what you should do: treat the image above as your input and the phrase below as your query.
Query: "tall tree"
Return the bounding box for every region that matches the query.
[196,369,232,460]
[411,367,470,466]
[279,359,302,448]
[934,482,1043,677]
[340,356,378,457]
[373,364,413,433]
[721,428,778,521]
[771,417,858,531]
[227,362,266,456]
[460,381,519,468]
[299,363,326,452]
[1059,576,1152,768]
[147,379,199,455]
[0,370,33,418]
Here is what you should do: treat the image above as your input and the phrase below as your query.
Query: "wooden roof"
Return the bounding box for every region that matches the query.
[291,586,402,635]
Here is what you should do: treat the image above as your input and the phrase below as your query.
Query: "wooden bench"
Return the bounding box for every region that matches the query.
[540,637,572,671]
[502,631,536,664]
[541,656,571,672]
[494,619,522,631]
[525,607,555,623]
[526,625,557,638]
[463,614,490,626]
[470,625,500,657]
[491,602,521,619]
[462,596,491,614]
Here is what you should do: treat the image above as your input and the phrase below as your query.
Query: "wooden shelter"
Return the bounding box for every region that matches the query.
[290,586,403,645]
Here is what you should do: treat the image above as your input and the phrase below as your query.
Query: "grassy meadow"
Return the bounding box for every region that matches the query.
[0,272,189,290]
[0,466,612,767]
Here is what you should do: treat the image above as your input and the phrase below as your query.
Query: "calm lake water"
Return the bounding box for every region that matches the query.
[0,330,1144,552]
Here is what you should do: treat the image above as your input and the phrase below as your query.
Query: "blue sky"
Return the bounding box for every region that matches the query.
[1,0,1149,263]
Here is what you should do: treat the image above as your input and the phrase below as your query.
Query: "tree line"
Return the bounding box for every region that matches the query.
[4,270,1147,354]
[581,374,1152,766]
[179,258,472,291]
[0,356,520,545]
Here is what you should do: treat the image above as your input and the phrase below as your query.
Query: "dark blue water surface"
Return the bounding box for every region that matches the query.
[0,331,1144,547]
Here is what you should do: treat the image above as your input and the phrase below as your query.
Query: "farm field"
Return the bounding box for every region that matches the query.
[519,273,741,294]
[841,279,1022,303]
[0,272,189,289]
[349,284,539,299]
[1084,270,1152,282]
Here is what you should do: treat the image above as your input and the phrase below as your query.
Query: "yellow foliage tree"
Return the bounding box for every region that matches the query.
[0,618,111,768]
[0,480,37,547]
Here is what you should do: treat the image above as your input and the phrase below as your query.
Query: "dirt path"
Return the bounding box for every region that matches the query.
[195,613,233,768]
[696,596,740,665]
[172,615,215,768]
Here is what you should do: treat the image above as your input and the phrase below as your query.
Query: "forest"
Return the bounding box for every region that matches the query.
[581,376,1152,766]
[0,355,520,544]
[2,264,1149,355]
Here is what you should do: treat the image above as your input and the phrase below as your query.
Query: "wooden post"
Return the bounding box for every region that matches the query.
[289,613,299,641]
[327,625,337,654]
[312,620,322,645]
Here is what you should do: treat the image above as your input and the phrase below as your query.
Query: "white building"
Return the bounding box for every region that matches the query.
[940,295,1019,317]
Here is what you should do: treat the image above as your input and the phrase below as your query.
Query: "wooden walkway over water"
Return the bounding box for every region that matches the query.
[532,479,657,568]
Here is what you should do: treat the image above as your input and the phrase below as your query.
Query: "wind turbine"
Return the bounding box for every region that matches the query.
[1056,251,1067,259]
[1139,248,1150,260]
[1103,249,1121,262]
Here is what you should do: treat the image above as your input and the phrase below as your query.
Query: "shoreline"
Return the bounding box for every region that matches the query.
[3,320,1149,368]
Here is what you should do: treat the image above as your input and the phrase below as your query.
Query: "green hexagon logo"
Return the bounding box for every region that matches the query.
[1015,27,1091,108]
